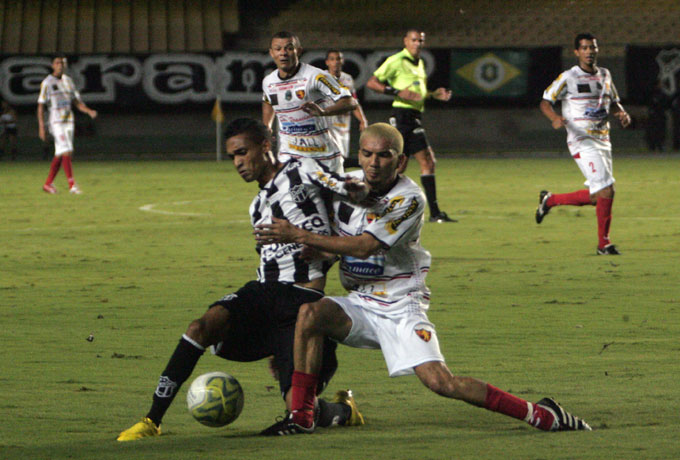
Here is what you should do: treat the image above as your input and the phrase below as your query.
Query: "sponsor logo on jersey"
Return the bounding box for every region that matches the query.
[341,254,385,276]
[289,143,326,152]
[577,83,591,93]
[316,74,341,95]
[296,89,306,99]
[584,107,607,119]
[289,183,309,203]
[281,123,316,134]
[269,93,279,105]
[314,171,338,188]
[415,329,432,342]
[385,197,419,234]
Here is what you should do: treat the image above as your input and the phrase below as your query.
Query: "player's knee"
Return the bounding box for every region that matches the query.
[186,306,230,346]
[297,302,324,332]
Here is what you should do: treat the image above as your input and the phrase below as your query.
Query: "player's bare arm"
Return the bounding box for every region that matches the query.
[610,102,631,128]
[37,103,46,141]
[262,101,275,130]
[255,216,382,259]
[76,101,97,119]
[301,96,357,117]
[353,103,368,131]
[539,99,566,129]
[366,76,422,102]
[429,87,452,101]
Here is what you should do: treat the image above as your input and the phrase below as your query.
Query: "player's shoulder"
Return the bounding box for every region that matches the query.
[262,68,280,85]
[395,175,426,200]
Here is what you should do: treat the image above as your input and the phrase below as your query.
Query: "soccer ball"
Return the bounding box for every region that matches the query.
[187,371,244,427]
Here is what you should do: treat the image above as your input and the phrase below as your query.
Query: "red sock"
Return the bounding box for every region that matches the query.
[546,189,591,207]
[596,197,613,248]
[45,156,62,185]
[484,384,555,431]
[62,156,75,188]
[290,371,318,428]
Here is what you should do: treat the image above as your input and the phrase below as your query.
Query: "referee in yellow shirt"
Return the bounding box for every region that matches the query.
[367,29,454,223]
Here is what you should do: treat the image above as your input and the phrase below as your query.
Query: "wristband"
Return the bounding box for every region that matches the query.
[383,85,398,96]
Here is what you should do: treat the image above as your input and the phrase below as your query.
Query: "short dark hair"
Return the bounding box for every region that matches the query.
[224,118,270,145]
[325,49,342,60]
[574,33,596,49]
[53,52,66,61]
[270,31,301,49]
[405,28,423,37]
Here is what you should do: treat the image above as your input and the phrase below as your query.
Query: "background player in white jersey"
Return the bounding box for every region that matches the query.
[37,54,97,194]
[255,123,591,435]
[325,50,368,167]
[262,31,358,173]
[118,118,368,441]
[537,33,631,255]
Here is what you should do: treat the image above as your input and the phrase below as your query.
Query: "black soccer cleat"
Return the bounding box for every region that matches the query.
[535,190,552,224]
[536,397,592,431]
[260,413,315,436]
[597,244,621,255]
[429,211,457,223]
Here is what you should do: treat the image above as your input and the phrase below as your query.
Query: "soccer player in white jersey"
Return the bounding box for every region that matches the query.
[325,50,368,165]
[118,118,368,441]
[537,33,631,255]
[262,31,358,174]
[256,123,592,435]
[37,54,97,194]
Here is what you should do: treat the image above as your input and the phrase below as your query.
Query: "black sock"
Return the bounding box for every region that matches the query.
[316,398,351,427]
[146,335,205,426]
[420,174,440,216]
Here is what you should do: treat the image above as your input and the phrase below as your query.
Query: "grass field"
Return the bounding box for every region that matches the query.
[1,156,679,460]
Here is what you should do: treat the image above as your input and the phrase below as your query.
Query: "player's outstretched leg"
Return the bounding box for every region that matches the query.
[536,397,592,431]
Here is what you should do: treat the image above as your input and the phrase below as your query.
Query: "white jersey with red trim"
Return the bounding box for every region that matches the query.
[263,62,352,161]
[543,65,620,148]
[328,71,357,158]
[332,170,431,314]
[37,74,81,126]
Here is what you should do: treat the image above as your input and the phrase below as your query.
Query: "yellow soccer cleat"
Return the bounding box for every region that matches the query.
[116,417,161,441]
[333,389,365,426]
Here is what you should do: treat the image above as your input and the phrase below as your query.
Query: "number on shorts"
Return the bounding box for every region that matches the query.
[589,161,596,173]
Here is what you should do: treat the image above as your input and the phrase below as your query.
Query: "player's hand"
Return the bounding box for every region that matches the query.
[254,217,301,244]
[38,126,46,142]
[431,87,452,101]
[345,177,369,204]
[615,111,631,128]
[301,101,324,117]
[397,89,422,101]
[359,120,367,131]
[89,109,98,119]
[551,117,566,129]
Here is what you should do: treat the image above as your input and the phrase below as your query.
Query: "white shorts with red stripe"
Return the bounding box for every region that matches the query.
[568,138,615,194]
[49,122,74,156]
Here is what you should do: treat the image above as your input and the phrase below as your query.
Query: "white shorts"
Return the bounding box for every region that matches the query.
[568,139,615,194]
[50,123,74,156]
[278,152,344,174]
[330,293,445,377]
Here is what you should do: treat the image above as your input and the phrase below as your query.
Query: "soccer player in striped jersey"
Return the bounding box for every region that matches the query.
[263,31,358,174]
[256,123,592,435]
[117,118,368,441]
[38,54,97,195]
[537,33,631,255]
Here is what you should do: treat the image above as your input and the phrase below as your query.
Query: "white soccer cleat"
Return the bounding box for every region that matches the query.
[69,184,83,195]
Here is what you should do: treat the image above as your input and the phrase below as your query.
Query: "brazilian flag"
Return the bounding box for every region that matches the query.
[450,50,528,97]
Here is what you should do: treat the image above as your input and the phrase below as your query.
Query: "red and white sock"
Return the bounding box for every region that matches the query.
[290,371,318,428]
[546,189,591,207]
[45,156,62,185]
[484,384,555,431]
[596,197,613,248]
[62,156,75,188]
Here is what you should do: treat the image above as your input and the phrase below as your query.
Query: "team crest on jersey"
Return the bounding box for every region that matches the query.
[415,329,432,342]
[366,213,377,224]
[285,90,292,101]
[296,89,306,99]
[289,184,308,203]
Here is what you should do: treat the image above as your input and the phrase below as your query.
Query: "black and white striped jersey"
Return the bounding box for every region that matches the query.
[251,158,350,284]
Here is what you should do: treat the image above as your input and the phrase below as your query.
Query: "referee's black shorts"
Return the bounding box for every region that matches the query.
[389,108,430,156]
[209,280,338,398]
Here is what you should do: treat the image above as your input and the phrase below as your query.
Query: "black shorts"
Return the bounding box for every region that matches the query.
[389,108,430,156]
[209,281,338,398]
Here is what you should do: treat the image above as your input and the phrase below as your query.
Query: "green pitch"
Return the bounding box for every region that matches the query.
[1,156,678,459]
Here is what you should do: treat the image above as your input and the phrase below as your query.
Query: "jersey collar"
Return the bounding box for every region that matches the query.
[402,48,421,66]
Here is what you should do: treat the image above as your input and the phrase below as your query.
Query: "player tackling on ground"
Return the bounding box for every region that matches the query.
[263,31,357,173]
[537,33,631,255]
[117,118,367,441]
[38,54,97,195]
[255,123,592,435]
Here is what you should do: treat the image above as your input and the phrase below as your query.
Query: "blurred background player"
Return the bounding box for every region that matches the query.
[366,28,454,223]
[117,118,365,441]
[262,31,357,173]
[38,54,97,194]
[255,123,591,435]
[0,99,18,160]
[324,49,368,168]
[537,33,631,255]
